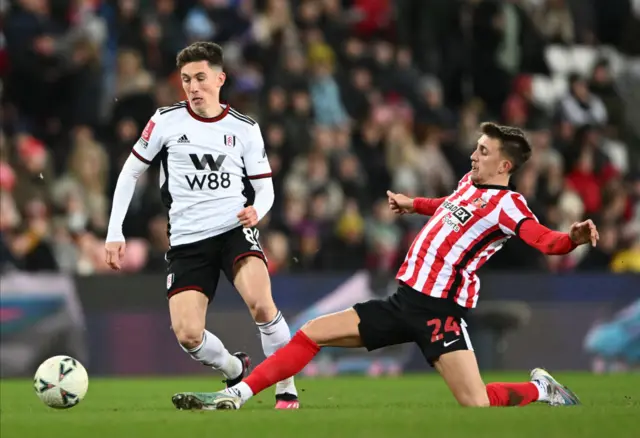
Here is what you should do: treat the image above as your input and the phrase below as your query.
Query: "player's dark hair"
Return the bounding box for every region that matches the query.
[480,122,532,174]
[176,42,224,69]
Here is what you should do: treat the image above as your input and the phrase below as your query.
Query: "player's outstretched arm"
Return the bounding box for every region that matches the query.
[499,192,598,255]
[386,190,446,216]
[517,219,599,255]
[105,154,150,270]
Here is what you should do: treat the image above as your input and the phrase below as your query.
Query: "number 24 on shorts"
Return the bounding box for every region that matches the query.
[427,316,461,343]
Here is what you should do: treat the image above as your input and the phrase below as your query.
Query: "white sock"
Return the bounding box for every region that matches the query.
[223,382,254,404]
[532,379,550,402]
[257,311,298,397]
[182,330,243,380]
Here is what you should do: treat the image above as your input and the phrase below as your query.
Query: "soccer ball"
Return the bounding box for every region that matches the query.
[33,355,89,409]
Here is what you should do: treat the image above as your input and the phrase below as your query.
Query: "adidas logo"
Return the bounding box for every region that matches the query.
[250,245,261,252]
[177,134,189,143]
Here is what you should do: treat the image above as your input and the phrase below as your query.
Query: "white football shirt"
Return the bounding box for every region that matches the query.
[131,101,272,246]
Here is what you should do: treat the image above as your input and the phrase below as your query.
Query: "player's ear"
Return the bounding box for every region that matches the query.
[499,159,513,175]
[217,71,226,87]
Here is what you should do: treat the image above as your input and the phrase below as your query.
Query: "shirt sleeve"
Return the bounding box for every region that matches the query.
[131,110,164,164]
[106,154,150,242]
[498,192,538,236]
[517,220,578,255]
[249,177,275,221]
[243,123,272,180]
[413,197,447,216]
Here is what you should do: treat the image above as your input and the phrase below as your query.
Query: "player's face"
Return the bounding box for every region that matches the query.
[180,61,226,111]
[470,135,512,184]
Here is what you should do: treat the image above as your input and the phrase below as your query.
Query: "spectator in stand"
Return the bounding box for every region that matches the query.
[1,0,637,275]
[559,73,608,127]
[532,0,575,45]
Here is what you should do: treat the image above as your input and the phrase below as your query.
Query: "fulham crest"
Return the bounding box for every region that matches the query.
[166,273,174,290]
[224,135,236,147]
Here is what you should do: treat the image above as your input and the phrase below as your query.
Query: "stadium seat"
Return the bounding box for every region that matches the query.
[531,74,568,110]
[598,46,627,77]
[571,46,598,76]
[531,75,557,109]
[545,45,572,75]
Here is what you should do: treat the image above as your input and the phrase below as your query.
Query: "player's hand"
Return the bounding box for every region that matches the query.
[237,206,258,228]
[386,190,415,215]
[105,241,126,270]
[569,219,599,247]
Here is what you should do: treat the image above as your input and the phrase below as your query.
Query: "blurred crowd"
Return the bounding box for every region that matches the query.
[1,0,639,277]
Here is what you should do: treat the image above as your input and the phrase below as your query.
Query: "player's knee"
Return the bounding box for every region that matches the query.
[173,324,204,350]
[248,300,278,324]
[300,320,322,343]
[299,310,362,347]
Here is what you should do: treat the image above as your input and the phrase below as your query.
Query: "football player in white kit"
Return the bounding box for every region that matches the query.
[104,42,299,409]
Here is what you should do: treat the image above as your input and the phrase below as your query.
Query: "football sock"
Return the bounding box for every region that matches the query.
[182,330,243,379]
[486,382,541,407]
[242,331,320,397]
[257,311,298,397]
[224,381,254,403]
[531,379,550,402]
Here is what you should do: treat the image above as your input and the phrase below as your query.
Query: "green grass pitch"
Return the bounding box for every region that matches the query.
[2,373,639,438]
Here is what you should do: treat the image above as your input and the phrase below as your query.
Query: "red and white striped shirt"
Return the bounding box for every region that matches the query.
[396,173,537,309]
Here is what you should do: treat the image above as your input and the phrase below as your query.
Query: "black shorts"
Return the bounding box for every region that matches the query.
[353,283,473,366]
[165,226,266,301]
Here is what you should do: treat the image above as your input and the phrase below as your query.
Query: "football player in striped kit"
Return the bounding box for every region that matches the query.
[174,123,598,410]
